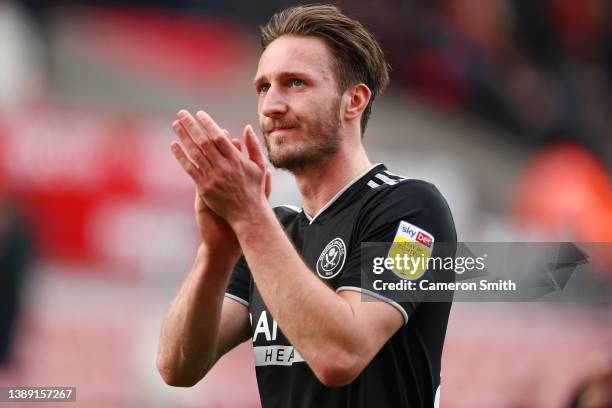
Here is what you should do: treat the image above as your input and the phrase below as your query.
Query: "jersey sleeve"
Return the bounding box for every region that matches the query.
[336,180,457,324]
[225,255,251,307]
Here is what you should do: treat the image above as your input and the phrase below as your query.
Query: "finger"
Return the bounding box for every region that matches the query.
[177,109,208,145]
[170,141,204,184]
[178,110,225,166]
[216,134,240,158]
[194,110,225,139]
[231,138,242,152]
[264,169,272,199]
[244,124,267,169]
[232,138,248,160]
[172,120,212,171]
[196,111,241,160]
[225,131,244,153]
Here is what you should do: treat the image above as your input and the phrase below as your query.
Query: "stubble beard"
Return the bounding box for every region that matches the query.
[264,97,342,173]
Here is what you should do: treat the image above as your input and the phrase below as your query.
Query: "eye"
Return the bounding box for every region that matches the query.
[291,78,304,87]
[258,83,270,94]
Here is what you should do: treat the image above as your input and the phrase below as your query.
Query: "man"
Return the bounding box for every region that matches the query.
[157,4,456,407]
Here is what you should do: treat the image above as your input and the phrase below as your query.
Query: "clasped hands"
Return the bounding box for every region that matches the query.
[170,109,272,233]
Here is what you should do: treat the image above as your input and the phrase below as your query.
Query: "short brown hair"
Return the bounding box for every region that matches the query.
[260,4,390,136]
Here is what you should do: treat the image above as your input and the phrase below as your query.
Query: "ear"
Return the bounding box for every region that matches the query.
[343,83,372,121]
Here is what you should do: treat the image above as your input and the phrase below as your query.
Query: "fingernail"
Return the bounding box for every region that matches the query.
[196,110,205,119]
[178,110,188,119]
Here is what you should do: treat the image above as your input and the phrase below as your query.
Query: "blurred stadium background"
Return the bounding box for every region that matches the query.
[0,1,610,407]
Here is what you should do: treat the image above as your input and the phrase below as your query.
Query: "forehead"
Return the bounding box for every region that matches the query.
[255,35,336,82]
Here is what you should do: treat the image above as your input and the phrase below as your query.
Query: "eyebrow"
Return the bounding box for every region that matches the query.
[253,71,312,87]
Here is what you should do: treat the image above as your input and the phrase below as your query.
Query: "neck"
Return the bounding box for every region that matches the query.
[292,145,371,219]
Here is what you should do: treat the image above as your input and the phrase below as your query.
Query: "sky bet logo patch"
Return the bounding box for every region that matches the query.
[416,231,433,248]
[387,221,435,280]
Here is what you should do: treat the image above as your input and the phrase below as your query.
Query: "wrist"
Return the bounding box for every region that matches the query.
[228,200,274,237]
[196,242,241,271]
[188,244,238,300]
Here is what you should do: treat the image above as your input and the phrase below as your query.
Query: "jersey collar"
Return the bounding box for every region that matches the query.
[303,163,386,224]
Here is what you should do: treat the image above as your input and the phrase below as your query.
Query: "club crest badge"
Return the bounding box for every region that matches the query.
[316,237,346,279]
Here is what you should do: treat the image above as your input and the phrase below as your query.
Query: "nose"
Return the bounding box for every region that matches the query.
[260,86,288,118]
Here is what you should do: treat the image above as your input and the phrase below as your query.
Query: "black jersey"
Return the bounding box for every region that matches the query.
[226,163,457,408]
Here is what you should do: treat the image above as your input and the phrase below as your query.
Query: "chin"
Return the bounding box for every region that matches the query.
[268,140,301,160]
[270,149,331,172]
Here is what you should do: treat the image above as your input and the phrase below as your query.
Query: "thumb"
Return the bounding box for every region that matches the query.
[244,125,267,169]
[264,169,272,199]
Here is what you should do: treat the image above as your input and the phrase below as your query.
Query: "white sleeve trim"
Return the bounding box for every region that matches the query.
[224,293,249,308]
[336,286,409,324]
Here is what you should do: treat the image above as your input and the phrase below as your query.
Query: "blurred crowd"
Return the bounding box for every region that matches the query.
[6,0,608,259]
[19,0,612,166]
[346,0,612,167]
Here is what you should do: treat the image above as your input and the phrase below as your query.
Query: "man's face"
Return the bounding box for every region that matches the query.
[254,35,343,172]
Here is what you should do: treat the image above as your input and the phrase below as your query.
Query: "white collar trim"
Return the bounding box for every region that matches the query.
[303,163,382,224]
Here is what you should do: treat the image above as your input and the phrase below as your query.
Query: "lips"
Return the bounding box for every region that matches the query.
[267,126,297,136]
[269,126,295,132]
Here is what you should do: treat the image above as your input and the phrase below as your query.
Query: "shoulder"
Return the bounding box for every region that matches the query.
[364,178,450,213]
[358,178,456,242]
